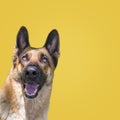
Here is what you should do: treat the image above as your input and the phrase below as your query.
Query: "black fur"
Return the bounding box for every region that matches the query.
[44,29,60,67]
[16,26,30,55]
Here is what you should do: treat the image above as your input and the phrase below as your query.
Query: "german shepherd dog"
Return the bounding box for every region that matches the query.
[0,26,60,120]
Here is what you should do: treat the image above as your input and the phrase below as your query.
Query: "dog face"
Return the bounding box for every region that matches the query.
[13,26,60,99]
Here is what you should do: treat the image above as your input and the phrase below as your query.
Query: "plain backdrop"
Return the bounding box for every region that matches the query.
[0,0,120,120]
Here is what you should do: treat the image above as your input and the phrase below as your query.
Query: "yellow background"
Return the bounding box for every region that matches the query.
[0,0,120,120]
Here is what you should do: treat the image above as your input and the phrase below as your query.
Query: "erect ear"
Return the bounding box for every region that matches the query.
[15,26,30,55]
[44,29,60,67]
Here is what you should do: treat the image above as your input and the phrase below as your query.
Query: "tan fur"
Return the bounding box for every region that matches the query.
[0,47,56,120]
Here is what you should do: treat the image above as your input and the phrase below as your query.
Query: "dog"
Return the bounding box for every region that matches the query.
[0,26,60,120]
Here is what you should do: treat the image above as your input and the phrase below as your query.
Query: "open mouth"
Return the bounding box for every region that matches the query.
[24,82,40,99]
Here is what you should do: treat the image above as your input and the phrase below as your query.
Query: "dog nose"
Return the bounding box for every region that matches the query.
[25,66,40,78]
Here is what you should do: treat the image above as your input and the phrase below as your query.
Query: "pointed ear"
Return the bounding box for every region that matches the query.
[16,26,30,55]
[44,29,60,67]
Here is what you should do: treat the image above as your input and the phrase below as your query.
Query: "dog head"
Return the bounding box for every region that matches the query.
[12,26,60,99]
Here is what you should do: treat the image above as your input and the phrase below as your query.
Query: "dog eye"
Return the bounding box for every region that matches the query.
[40,55,49,65]
[22,54,29,61]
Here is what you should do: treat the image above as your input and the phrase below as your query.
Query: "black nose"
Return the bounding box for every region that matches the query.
[25,66,40,79]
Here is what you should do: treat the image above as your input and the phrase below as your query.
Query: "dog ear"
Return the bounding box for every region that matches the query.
[44,29,60,67]
[16,26,30,55]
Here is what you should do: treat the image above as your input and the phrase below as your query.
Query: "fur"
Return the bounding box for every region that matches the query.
[0,26,60,120]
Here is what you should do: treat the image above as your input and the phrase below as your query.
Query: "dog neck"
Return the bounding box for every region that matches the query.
[1,77,51,120]
[24,84,51,120]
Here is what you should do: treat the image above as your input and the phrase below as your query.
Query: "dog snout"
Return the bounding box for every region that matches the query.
[25,66,40,79]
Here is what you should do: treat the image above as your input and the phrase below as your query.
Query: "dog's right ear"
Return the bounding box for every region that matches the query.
[15,26,30,55]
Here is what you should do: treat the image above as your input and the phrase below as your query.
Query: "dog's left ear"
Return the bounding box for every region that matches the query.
[44,29,60,67]
[15,26,30,55]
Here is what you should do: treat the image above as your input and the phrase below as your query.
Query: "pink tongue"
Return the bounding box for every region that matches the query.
[25,83,38,95]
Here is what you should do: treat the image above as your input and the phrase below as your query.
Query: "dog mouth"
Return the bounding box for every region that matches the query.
[22,65,46,99]
[24,82,40,98]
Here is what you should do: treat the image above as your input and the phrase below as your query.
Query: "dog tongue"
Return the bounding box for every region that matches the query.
[25,82,38,96]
